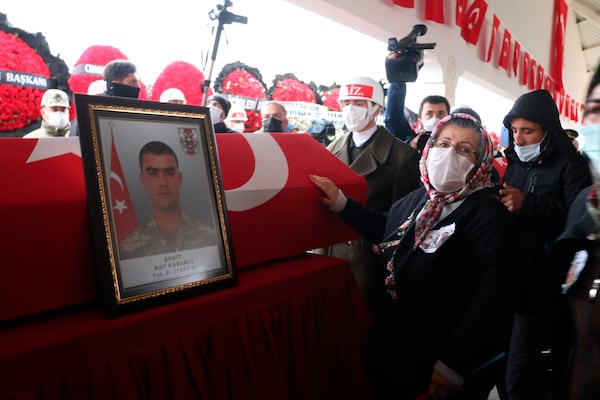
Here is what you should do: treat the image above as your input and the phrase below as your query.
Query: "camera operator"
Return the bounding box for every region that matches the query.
[384,25,449,154]
[385,53,450,153]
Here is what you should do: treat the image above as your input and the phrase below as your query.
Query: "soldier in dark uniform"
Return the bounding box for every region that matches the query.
[119,141,216,259]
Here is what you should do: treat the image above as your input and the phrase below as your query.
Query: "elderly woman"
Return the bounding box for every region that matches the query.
[310,113,524,400]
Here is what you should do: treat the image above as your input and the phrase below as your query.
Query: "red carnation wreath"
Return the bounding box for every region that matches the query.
[68,45,149,101]
[68,45,128,96]
[0,13,70,136]
[267,73,321,104]
[151,61,210,106]
[318,84,341,112]
[214,61,267,132]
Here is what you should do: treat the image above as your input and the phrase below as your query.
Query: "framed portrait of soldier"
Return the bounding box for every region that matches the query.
[75,94,237,317]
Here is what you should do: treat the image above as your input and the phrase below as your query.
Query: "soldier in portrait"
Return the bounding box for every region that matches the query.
[119,140,217,259]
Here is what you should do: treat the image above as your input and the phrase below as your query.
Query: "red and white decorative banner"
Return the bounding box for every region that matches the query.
[390,0,580,122]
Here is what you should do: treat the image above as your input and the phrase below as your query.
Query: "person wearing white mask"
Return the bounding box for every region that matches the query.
[318,76,421,315]
[206,94,235,133]
[23,89,72,138]
[548,62,600,400]
[497,89,592,400]
[311,113,524,400]
[225,104,248,133]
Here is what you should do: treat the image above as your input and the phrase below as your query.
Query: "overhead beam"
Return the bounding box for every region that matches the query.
[572,0,600,25]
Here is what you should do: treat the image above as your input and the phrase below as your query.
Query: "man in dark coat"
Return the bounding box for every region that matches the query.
[499,89,592,400]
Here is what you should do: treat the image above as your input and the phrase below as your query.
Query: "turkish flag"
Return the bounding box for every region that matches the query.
[536,64,545,90]
[544,75,555,93]
[551,0,568,89]
[520,51,530,86]
[216,133,367,268]
[564,94,571,119]
[109,137,138,245]
[486,14,500,63]
[425,0,444,23]
[512,40,521,77]
[498,28,512,70]
[392,0,414,7]
[528,58,538,90]
[571,98,578,121]
[461,0,488,45]
[0,138,97,321]
[456,0,468,26]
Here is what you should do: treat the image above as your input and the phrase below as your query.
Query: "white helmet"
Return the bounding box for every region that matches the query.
[228,104,248,121]
[338,76,384,107]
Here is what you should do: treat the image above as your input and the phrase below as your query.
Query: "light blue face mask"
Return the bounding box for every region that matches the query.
[580,123,600,171]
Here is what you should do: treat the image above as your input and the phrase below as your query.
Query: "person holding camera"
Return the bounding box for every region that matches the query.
[384,24,449,154]
[384,56,450,154]
[318,76,421,314]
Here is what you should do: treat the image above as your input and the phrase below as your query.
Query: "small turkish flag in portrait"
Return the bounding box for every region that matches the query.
[109,136,138,245]
[460,0,488,45]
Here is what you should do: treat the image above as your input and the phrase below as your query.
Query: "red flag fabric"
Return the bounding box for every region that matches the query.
[544,75,554,93]
[498,28,512,70]
[486,14,500,62]
[461,0,488,45]
[528,58,538,90]
[536,64,545,90]
[564,94,571,119]
[512,40,521,76]
[456,0,468,26]
[110,137,138,245]
[425,0,445,23]
[551,0,568,89]
[570,98,577,121]
[520,51,530,86]
[393,0,414,7]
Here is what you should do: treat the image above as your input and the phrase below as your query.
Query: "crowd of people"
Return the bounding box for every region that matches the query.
[15,50,600,400]
[309,54,599,400]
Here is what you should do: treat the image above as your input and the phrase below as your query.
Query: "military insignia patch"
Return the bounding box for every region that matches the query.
[178,127,199,155]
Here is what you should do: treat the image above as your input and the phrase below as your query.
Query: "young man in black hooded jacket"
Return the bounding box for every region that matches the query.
[498,89,592,400]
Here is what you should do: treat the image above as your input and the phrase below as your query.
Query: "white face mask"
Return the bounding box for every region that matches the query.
[231,122,245,132]
[342,104,373,132]
[209,105,224,125]
[426,147,475,193]
[513,142,540,162]
[580,124,600,171]
[46,111,69,129]
[422,117,440,132]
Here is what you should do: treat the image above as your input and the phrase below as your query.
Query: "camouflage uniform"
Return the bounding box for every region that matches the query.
[119,214,217,260]
[23,120,71,138]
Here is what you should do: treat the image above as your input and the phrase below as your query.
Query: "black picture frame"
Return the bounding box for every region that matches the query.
[75,94,237,317]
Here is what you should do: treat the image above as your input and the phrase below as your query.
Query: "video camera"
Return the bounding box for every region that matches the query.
[209,1,248,25]
[385,24,436,83]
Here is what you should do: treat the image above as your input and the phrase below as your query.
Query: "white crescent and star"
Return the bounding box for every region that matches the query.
[109,170,129,215]
[223,133,289,212]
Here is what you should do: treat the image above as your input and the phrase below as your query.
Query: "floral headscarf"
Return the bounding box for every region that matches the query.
[413,112,494,249]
